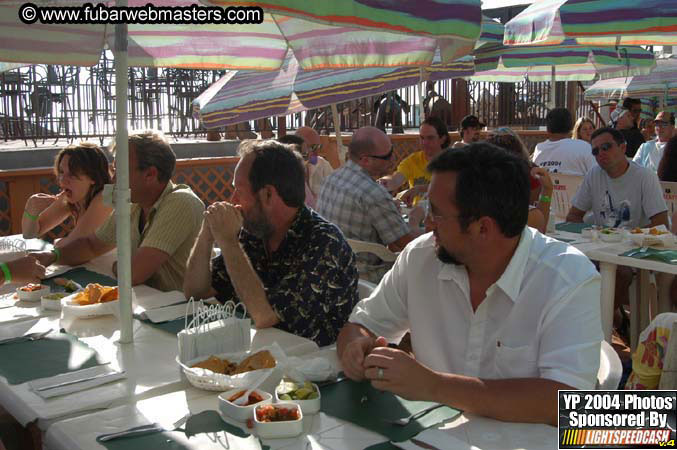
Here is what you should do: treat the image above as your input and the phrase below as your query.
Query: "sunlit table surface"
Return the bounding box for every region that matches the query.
[45,354,557,450]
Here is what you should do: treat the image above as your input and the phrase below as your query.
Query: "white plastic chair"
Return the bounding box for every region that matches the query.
[660,181,677,217]
[357,279,376,299]
[347,239,398,262]
[550,173,584,220]
[597,340,623,390]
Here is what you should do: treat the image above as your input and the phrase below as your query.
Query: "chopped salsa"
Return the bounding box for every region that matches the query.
[227,390,265,406]
[20,283,43,292]
[255,404,300,422]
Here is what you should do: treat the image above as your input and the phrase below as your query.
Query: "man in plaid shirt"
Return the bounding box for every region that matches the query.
[317,127,418,283]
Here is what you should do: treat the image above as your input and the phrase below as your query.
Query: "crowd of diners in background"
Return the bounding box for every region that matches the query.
[2,97,674,426]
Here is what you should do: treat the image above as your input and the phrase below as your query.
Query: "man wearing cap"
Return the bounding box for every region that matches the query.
[533,108,596,176]
[611,104,645,158]
[451,115,484,149]
[633,111,675,172]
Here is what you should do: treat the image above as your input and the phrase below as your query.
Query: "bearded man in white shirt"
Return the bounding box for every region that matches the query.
[338,143,603,426]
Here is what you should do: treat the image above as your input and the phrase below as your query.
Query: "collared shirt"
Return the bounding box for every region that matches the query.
[316,160,410,283]
[211,206,359,347]
[633,139,667,172]
[96,181,205,291]
[350,228,603,390]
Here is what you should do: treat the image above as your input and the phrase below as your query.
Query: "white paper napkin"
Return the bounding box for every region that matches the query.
[394,429,479,450]
[139,302,191,323]
[0,319,40,340]
[133,289,186,314]
[29,365,126,399]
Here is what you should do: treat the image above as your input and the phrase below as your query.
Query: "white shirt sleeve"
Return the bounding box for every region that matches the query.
[571,171,593,213]
[349,250,411,343]
[633,143,648,165]
[538,276,602,390]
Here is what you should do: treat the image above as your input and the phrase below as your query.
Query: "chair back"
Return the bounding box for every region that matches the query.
[346,239,398,262]
[658,321,677,389]
[660,181,677,216]
[550,173,584,220]
[357,279,377,300]
[597,340,623,390]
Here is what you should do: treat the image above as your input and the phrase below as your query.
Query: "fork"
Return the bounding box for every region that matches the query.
[0,328,52,345]
[383,404,445,426]
[97,413,191,441]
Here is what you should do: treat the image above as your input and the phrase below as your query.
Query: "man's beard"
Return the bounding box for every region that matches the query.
[436,246,462,265]
[242,201,274,240]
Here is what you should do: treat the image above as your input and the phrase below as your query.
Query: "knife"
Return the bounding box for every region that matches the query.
[35,370,125,391]
[410,438,442,450]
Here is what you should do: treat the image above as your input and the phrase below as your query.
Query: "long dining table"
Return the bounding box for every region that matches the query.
[0,235,558,450]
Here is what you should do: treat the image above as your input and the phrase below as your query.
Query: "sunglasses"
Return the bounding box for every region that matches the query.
[655,120,672,127]
[310,144,322,152]
[591,142,614,156]
[368,145,394,160]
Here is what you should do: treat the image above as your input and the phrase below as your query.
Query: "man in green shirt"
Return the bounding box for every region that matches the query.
[31,130,204,291]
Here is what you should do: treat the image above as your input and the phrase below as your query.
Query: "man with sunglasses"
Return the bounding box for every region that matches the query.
[317,126,418,283]
[566,128,667,335]
[633,111,675,172]
[338,143,602,425]
[294,127,334,202]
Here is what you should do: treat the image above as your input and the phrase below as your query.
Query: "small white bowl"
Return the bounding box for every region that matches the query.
[599,231,623,242]
[253,403,303,439]
[218,388,272,422]
[581,227,595,239]
[41,292,68,311]
[275,382,321,415]
[16,284,50,302]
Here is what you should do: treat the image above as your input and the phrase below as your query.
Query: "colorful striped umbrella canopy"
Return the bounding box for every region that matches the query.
[201,0,482,39]
[503,0,677,47]
[469,41,656,82]
[584,57,677,103]
[0,0,481,70]
[192,50,474,129]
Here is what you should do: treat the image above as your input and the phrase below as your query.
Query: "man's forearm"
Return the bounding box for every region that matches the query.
[57,236,103,266]
[184,229,215,300]
[430,373,570,426]
[337,322,375,358]
[218,239,278,328]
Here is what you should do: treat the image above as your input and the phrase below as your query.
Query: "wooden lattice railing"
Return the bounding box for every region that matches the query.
[0,131,549,239]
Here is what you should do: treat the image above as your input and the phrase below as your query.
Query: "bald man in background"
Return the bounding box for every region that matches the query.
[295,127,334,207]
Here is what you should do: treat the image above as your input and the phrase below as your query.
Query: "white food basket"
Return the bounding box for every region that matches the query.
[629,225,676,248]
[61,291,119,319]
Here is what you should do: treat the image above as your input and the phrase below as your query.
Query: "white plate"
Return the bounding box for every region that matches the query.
[16,284,50,302]
[61,290,119,319]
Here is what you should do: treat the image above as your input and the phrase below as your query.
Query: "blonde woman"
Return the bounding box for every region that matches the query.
[572,117,595,143]
[22,143,113,248]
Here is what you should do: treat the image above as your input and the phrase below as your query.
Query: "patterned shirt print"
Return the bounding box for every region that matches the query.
[211,206,359,347]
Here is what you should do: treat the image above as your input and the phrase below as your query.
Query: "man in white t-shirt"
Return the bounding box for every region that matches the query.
[533,108,596,176]
[295,127,333,202]
[567,127,668,326]
[338,143,602,426]
[633,111,675,172]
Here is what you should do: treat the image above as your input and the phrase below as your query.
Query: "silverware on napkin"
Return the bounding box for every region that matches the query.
[97,413,191,442]
[35,370,126,392]
[0,328,52,345]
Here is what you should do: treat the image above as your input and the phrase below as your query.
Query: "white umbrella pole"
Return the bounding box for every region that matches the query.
[330,103,346,164]
[115,0,133,344]
[419,67,426,123]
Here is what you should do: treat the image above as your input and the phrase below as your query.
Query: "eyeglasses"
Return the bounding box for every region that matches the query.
[310,144,322,152]
[368,145,394,161]
[425,201,460,223]
[591,142,614,156]
[655,121,672,127]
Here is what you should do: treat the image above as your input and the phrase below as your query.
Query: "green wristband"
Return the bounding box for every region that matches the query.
[0,262,11,283]
[51,247,61,263]
[539,195,552,203]
[23,210,38,221]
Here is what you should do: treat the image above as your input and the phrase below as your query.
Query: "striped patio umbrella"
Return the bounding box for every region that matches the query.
[193,51,474,129]
[201,0,482,39]
[584,57,677,106]
[503,0,677,47]
[0,0,482,70]
[469,41,656,83]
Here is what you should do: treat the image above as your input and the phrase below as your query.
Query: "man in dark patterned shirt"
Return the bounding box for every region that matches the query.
[184,140,359,346]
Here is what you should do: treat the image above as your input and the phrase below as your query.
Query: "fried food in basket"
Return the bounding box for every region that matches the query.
[190,350,276,376]
[191,355,237,374]
[649,227,669,235]
[233,350,276,374]
[631,227,643,234]
[72,283,119,305]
